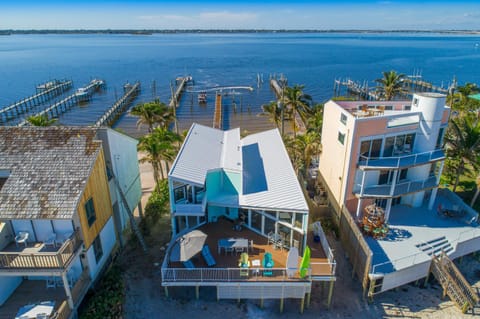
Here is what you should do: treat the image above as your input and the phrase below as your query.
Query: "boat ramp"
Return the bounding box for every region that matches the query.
[0,80,72,124]
[95,82,141,127]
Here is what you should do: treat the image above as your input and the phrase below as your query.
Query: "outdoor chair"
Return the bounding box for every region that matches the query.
[183,260,195,269]
[202,245,216,267]
[46,276,56,289]
[262,252,274,276]
[15,231,29,248]
[238,252,250,277]
[44,233,57,248]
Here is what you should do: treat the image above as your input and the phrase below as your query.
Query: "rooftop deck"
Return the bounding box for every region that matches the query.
[0,230,82,272]
[162,218,335,284]
[366,194,480,275]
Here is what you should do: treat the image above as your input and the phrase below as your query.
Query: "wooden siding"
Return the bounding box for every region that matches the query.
[77,149,114,249]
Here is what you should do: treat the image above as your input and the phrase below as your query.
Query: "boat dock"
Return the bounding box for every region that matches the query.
[270,78,306,134]
[17,79,105,127]
[95,82,141,127]
[0,80,72,124]
[169,76,193,108]
[333,78,379,100]
[213,93,222,129]
[75,79,105,102]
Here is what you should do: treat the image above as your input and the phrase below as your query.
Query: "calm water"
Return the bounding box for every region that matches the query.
[1,33,480,137]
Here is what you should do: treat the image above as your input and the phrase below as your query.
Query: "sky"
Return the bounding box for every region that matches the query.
[1,0,480,30]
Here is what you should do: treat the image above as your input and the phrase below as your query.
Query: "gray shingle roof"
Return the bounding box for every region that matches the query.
[0,127,102,220]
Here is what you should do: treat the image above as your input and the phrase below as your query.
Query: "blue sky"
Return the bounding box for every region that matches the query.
[1,1,480,30]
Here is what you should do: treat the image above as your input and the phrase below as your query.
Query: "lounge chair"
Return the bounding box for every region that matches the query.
[202,245,216,267]
[262,252,274,276]
[183,260,195,269]
[238,252,250,277]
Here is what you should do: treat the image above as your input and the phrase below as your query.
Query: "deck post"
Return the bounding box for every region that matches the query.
[424,272,431,288]
[327,280,335,309]
[279,298,284,313]
[62,272,74,309]
[300,296,305,314]
[260,298,264,309]
[306,292,311,308]
[195,286,199,300]
[164,286,169,298]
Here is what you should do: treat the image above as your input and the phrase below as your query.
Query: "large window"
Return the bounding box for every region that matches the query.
[85,198,96,227]
[93,235,103,263]
[174,186,186,203]
[359,138,382,161]
[436,127,445,148]
[383,133,415,157]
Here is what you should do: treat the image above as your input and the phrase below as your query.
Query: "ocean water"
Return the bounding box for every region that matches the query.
[1,32,479,137]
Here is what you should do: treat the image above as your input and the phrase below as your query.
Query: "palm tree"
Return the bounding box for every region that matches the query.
[306,103,324,134]
[295,131,322,176]
[130,99,174,132]
[282,84,313,138]
[375,70,406,101]
[261,101,282,129]
[444,115,480,192]
[26,114,57,126]
[138,128,181,185]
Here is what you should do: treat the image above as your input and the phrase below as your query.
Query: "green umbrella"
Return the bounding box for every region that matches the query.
[299,245,311,278]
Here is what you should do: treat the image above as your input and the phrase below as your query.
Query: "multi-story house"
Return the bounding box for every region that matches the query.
[161,123,336,311]
[319,93,480,298]
[0,126,141,319]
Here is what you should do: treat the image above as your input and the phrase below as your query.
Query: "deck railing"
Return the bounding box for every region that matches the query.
[56,301,72,319]
[0,229,82,270]
[354,175,438,198]
[358,149,445,169]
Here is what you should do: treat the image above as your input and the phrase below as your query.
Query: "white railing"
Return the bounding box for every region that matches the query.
[312,221,337,275]
[358,149,445,169]
[355,176,438,197]
[174,204,204,216]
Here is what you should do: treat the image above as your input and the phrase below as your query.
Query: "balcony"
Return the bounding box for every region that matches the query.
[354,176,438,198]
[358,149,445,170]
[0,229,82,272]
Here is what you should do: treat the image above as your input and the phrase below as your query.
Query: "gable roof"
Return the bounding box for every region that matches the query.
[169,123,308,213]
[0,127,102,219]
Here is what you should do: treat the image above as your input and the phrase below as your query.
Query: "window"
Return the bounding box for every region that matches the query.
[413,98,418,107]
[383,133,415,157]
[436,127,445,148]
[358,138,382,161]
[174,186,186,203]
[85,198,96,227]
[338,132,345,145]
[340,113,347,125]
[403,105,412,111]
[93,235,103,263]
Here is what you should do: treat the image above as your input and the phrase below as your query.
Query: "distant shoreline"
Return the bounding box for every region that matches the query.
[1,29,480,36]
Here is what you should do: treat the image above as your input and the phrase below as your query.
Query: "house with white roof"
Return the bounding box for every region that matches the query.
[162,123,336,311]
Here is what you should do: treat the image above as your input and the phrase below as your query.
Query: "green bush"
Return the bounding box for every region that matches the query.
[141,179,170,233]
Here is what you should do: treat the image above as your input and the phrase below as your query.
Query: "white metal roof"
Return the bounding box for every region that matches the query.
[169,123,308,213]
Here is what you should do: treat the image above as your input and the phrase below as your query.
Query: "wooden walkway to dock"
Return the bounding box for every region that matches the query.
[169,76,193,108]
[213,92,222,129]
[95,82,141,127]
[0,80,72,124]
[17,79,105,127]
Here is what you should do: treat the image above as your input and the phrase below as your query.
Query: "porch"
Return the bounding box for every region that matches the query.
[0,230,82,271]
[0,268,91,319]
[162,218,335,284]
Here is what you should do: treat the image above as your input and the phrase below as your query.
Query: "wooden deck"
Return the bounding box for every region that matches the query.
[164,219,334,283]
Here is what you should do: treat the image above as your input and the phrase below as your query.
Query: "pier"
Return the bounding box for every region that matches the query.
[0,80,72,124]
[95,82,141,127]
[270,78,306,134]
[17,79,105,127]
[213,93,222,129]
[333,79,379,100]
[75,79,106,102]
[169,76,193,108]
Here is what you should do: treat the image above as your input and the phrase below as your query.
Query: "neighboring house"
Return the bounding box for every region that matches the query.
[162,123,336,310]
[0,126,141,319]
[319,93,480,297]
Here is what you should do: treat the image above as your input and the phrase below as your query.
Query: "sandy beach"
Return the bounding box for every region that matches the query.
[123,152,480,318]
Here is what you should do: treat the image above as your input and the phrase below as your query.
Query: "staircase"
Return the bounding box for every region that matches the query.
[112,175,148,252]
[415,236,454,256]
[431,252,479,313]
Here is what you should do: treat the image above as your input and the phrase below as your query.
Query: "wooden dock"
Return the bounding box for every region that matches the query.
[17,79,105,127]
[270,78,306,134]
[95,82,141,127]
[0,80,72,124]
[169,76,193,108]
[333,78,379,100]
[213,93,222,129]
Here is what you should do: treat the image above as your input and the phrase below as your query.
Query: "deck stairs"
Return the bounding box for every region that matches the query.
[430,252,479,313]
[112,174,148,252]
[415,236,454,257]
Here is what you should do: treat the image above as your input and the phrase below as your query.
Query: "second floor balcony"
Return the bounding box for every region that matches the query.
[354,175,438,198]
[0,229,82,272]
[358,149,445,170]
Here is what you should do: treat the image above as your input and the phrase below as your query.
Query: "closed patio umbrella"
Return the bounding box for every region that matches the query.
[170,230,207,262]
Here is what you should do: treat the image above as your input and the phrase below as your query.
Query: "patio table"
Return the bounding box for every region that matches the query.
[217,238,248,254]
[15,301,55,319]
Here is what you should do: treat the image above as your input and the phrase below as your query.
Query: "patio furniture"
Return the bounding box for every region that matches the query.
[251,259,261,275]
[267,231,283,250]
[15,231,29,248]
[238,252,250,277]
[43,233,57,248]
[262,252,274,276]
[46,276,56,289]
[170,230,208,262]
[249,239,254,252]
[218,238,248,255]
[183,260,195,269]
[201,245,216,267]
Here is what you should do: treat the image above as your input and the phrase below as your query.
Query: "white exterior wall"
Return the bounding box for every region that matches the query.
[379,259,431,292]
[319,101,355,204]
[0,276,22,306]
[86,217,116,281]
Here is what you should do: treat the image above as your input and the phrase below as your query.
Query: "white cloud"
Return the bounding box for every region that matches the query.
[198,11,257,23]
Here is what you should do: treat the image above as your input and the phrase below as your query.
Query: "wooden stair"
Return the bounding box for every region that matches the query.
[431,252,479,313]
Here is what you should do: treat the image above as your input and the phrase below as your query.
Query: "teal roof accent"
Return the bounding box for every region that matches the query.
[468,93,480,101]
